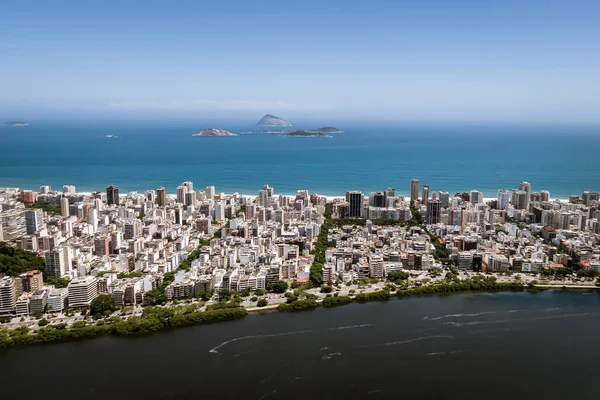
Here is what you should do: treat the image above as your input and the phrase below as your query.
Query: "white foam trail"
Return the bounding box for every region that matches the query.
[444,319,509,327]
[429,307,564,321]
[330,324,373,331]
[425,349,465,356]
[209,330,313,353]
[318,346,330,352]
[469,327,524,334]
[321,351,342,361]
[533,312,599,321]
[383,335,453,347]
[430,311,497,320]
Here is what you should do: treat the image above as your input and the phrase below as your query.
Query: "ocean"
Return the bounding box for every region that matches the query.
[1,290,599,399]
[1,121,599,198]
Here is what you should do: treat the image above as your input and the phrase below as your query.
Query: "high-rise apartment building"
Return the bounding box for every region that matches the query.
[176,185,187,204]
[426,199,441,224]
[410,179,419,204]
[439,191,450,208]
[470,190,483,204]
[206,186,215,200]
[512,190,529,210]
[497,190,511,210]
[157,186,167,206]
[25,209,43,235]
[421,185,430,204]
[106,185,119,206]
[0,277,17,314]
[519,181,531,196]
[582,191,600,206]
[346,191,364,218]
[67,276,99,308]
[61,196,70,217]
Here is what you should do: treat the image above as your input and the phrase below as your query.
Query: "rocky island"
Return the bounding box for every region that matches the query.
[5,121,29,126]
[286,130,328,138]
[256,114,293,127]
[193,128,238,137]
[314,126,342,133]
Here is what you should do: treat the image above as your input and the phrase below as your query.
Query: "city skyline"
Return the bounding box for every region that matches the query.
[2,0,600,123]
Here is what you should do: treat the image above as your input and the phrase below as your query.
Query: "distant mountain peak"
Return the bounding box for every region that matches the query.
[256,114,293,127]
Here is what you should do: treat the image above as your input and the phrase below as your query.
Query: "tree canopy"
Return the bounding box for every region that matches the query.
[90,295,118,316]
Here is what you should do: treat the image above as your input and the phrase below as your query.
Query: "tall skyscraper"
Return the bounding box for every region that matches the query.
[106,185,119,206]
[540,190,550,202]
[426,199,441,224]
[25,209,43,234]
[176,185,187,204]
[157,186,167,206]
[62,185,76,195]
[470,190,483,204]
[39,185,51,194]
[410,179,419,204]
[512,190,529,210]
[45,249,67,277]
[421,185,430,204]
[497,190,511,210]
[347,191,364,218]
[439,191,450,208]
[61,196,70,217]
[182,181,194,192]
[88,208,98,232]
[519,181,531,197]
[369,191,386,207]
[206,186,215,200]
[185,190,196,206]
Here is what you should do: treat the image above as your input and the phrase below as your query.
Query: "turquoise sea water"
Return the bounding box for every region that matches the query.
[0,121,598,197]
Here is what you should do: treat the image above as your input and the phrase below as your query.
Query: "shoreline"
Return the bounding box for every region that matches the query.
[3,283,596,349]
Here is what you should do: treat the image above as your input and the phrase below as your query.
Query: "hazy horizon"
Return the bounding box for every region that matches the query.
[2,0,600,124]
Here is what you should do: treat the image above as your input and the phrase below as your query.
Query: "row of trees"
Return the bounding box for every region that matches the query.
[0,305,248,348]
[310,203,333,285]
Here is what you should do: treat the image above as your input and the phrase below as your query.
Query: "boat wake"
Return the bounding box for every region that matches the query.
[330,324,373,331]
[209,330,313,353]
[443,319,509,327]
[381,335,453,347]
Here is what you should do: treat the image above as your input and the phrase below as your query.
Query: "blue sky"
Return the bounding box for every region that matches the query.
[1,0,599,123]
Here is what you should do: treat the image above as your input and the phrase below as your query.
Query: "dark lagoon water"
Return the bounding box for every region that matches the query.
[1,121,599,197]
[1,290,600,399]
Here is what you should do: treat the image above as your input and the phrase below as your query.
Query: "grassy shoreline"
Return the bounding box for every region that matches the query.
[2,281,596,349]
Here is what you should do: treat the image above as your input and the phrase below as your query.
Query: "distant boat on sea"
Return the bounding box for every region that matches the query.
[105,135,120,139]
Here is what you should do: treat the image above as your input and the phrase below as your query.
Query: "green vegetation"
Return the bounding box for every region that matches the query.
[116,272,143,279]
[90,294,118,316]
[310,203,333,285]
[576,269,600,279]
[387,270,410,282]
[277,299,319,311]
[46,276,70,288]
[355,290,391,302]
[25,202,62,215]
[0,306,247,348]
[257,299,268,307]
[207,300,241,311]
[0,242,46,276]
[322,295,353,307]
[268,280,288,294]
[428,267,443,277]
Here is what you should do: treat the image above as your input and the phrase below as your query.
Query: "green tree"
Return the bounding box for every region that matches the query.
[257,299,268,307]
[90,295,117,316]
[269,281,288,293]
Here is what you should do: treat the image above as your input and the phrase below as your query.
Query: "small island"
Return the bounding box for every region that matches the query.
[314,126,343,133]
[5,121,29,126]
[286,130,328,138]
[256,114,293,127]
[193,128,238,137]
[262,130,285,134]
